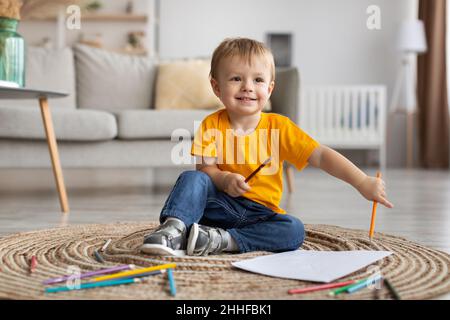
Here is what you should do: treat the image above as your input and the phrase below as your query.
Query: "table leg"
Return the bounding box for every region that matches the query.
[39,97,70,213]
[285,164,295,193]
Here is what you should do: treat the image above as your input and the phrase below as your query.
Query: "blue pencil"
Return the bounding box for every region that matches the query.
[45,277,140,293]
[167,268,176,296]
[347,274,383,294]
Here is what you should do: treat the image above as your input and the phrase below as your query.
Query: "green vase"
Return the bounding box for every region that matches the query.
[0,17,25,87]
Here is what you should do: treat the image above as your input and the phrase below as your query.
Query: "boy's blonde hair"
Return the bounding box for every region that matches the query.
[210,38,275,81]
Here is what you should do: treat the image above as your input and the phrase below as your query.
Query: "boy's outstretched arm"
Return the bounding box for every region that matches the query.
[307,145,394,208]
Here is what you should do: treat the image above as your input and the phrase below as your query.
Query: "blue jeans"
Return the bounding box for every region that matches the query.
[159,170,305,253]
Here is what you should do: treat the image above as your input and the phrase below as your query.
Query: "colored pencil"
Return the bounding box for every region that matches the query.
[43,264,135,285]
[369,171,382,239]
[116,269,165,281]
[245,157,272,183]
[29,255,37,273]
[93,263,176,282]
[329,277,369,296]
[384,278,401,300]
[93,249,105,263]
[288,280,356,295]
[347,274,382,294]
[167,268,176,296]
[45,277,142,294]
[100,239,112,252]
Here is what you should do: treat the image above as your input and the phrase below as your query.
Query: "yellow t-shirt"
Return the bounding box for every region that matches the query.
[190,109,319,214]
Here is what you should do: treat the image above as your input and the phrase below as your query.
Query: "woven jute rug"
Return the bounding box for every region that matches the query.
[0,222,449,300]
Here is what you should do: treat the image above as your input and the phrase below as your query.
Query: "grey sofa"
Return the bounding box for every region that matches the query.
[0,45,299,169]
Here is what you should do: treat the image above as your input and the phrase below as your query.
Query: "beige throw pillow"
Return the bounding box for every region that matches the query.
[155,59,221,110]
[154,59,272,111]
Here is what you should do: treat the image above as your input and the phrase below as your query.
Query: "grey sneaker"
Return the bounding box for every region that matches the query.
[187,223,228,256]
[140,218,187,256]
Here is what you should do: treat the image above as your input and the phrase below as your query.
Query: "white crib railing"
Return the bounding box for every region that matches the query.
[300,85,386,170]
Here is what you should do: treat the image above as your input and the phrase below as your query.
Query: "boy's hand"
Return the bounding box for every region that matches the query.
[356,175,394,208]
[223,173,251,197]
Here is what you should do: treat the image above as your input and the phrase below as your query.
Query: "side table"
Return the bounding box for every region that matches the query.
[0,87,70,213]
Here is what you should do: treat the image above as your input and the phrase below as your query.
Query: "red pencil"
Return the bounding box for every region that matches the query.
[288,280,356,295]
[29,255,37,273]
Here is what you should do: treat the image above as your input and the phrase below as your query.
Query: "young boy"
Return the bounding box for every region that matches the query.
[141,38,393,257]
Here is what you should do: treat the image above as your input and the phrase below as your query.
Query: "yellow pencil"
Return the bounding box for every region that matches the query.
[93,263,176,282]
[369,171,382,239]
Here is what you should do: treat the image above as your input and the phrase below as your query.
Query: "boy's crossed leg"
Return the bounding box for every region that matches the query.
[141,170,305,256]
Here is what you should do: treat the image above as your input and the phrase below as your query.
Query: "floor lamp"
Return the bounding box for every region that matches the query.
[389,20,427,168]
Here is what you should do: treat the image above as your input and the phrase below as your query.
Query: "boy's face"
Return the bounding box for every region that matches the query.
[210,55,275,117]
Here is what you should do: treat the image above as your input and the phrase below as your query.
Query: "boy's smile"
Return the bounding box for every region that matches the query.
[235,95,257,105]
[210,55,274,127]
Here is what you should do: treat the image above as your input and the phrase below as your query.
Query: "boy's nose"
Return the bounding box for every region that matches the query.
[241,80,254,92]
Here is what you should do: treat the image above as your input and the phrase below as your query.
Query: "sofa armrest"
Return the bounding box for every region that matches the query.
[270,67,299,123]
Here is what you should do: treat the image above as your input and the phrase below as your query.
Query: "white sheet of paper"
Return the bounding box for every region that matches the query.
[232,250,393,283]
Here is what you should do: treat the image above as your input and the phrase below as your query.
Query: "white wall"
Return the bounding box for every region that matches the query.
[160,0,401,84]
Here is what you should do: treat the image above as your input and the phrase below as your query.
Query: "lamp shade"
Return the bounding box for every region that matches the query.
[397,20,427,53]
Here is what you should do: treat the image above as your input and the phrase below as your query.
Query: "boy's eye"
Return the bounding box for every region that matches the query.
[255,77,265,83]
[231,76,241,81]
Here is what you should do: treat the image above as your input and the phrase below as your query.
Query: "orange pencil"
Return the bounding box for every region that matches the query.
[369,171,381,239]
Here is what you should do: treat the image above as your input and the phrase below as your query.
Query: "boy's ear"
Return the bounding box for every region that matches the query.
[268,81,275,96]
[210,78,220,97]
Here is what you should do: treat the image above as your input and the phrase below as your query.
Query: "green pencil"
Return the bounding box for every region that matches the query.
[329,277,368,296]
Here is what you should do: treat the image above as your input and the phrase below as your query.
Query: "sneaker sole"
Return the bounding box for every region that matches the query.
[140,244,186,257]
[187,223,199,256]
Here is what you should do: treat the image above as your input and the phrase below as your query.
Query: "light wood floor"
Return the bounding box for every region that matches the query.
[1,168,448,252]
[0,167,449,299]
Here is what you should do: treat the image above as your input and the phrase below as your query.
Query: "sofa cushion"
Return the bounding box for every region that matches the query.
[74,44,156,111]
[0,107,117,141]
[0,46,76,109]
[116,109,212,139]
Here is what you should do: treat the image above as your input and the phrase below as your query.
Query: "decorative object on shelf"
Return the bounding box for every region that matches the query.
[0,0,25,88]
[84,0,102,13]
[20,0,84,19]
[389,19,427,168]
[79,32,103,48]
[125,0,133,14]
[123,30,147,55]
